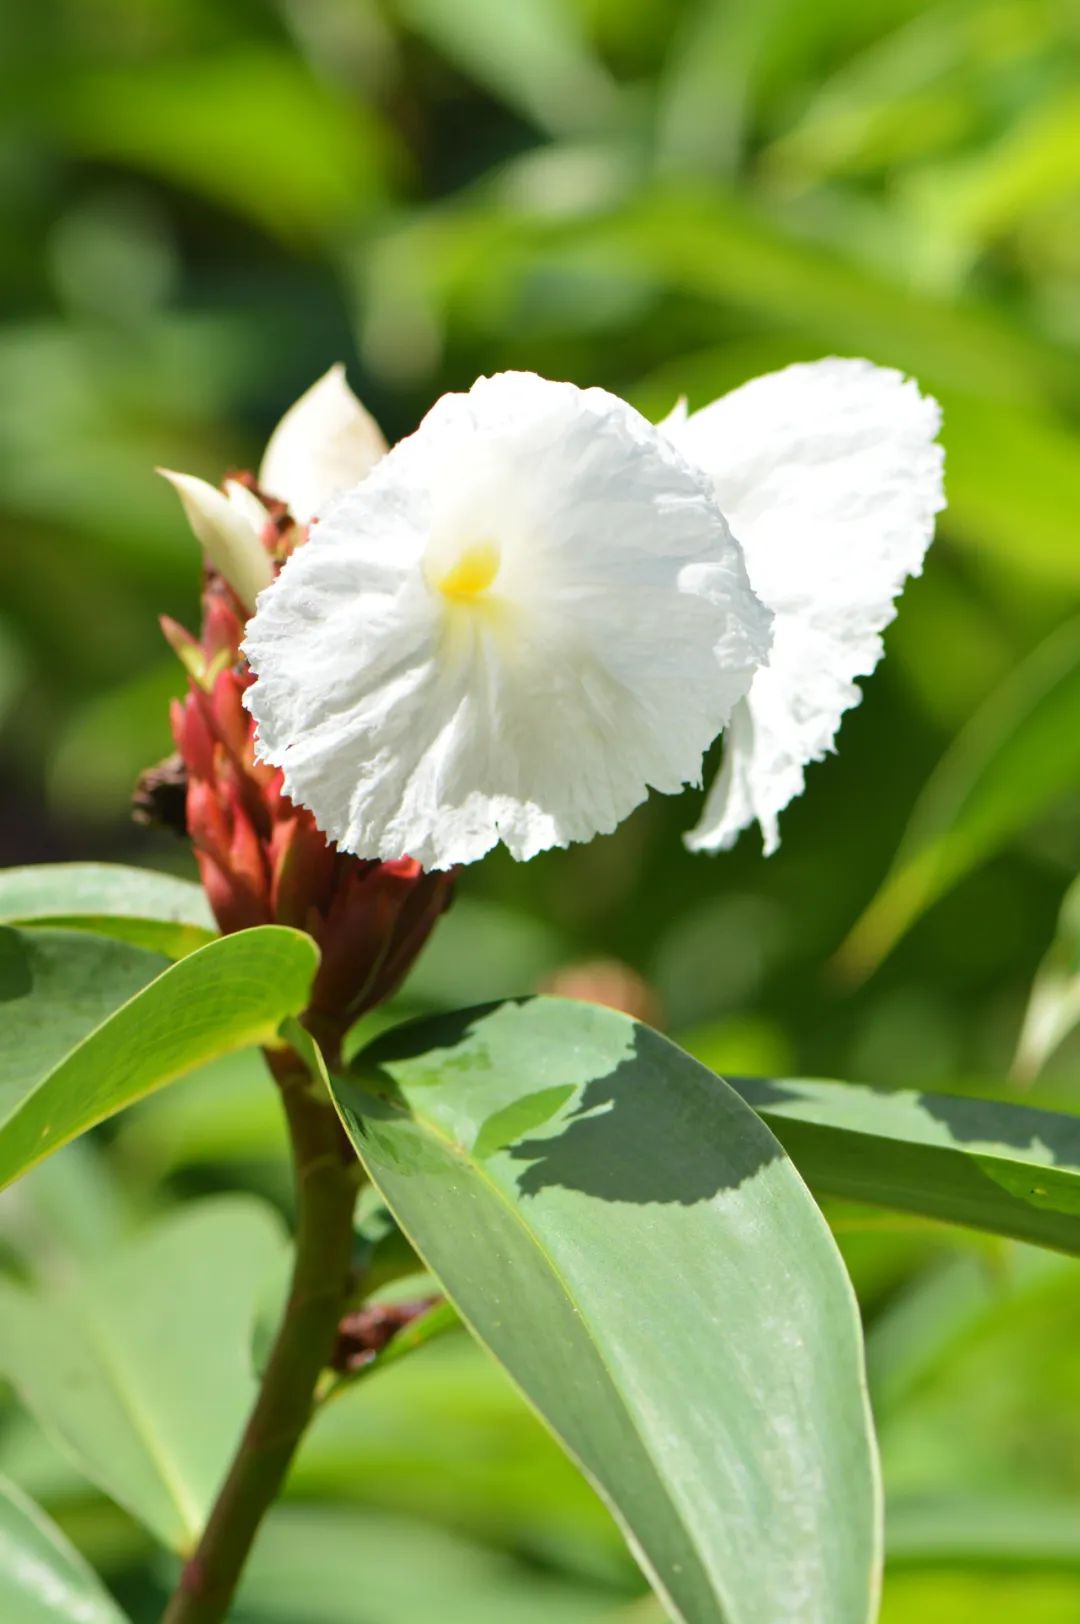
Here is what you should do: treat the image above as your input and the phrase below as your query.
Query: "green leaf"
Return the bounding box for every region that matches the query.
[116,1049,285,1178]
[50,50,392,245]
[393,0,618,137]
[933,392,1080,588]
[880,1570,1080,1621]
[1014,872,1080,1081]
[593,188,1075,406]
[0,1473,126,1622]
[0,928,169,1097]
[0,924,319,1189]
[332,997,880,1624]
[887,1496,1080,1571]
[0,862,216,958]
[0,1197,288,1553]
[235,1505,615,1624]
[294,1335,621,1559]
[725,1074,1080,1254]
[837,617,1080,978]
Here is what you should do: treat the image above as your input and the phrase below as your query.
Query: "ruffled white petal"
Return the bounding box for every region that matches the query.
[258,364,387,523]
[158,469,273,612]
[244,370,771,870]
[666,358,944,854]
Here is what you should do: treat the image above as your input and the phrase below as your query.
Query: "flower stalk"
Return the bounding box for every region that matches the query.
[162,1037,360,1624]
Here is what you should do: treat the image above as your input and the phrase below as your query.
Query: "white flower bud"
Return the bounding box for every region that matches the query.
[158,469,274,613]
[259,364,387,524]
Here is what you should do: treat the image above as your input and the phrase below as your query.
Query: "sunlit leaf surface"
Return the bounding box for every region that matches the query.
[0,861,215,959]
[0,925,318,1188]
[0,1474,125,1623]
[333,997,880,1624]
[728,1074,1080,1253]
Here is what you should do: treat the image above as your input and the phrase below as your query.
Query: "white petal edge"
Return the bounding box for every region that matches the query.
[666,358,945,855]
[244,370,772,871]
[158,469,273,613]
[258,364,388,524]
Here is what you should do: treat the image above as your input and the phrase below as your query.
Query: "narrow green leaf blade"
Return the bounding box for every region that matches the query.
[1014,872,1080,1081]
[0,862,216,958]
[0,1197,288,1552]
[0,924,319,1189]
[395,0,618,136]
[887,1496,1080,1571]
[333,997,880,1624]
[0,1474,126,1622]
[838,617,1080,977]
[726,1074,1080,1254]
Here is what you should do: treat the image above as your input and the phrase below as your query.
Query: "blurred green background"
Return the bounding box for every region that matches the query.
[3,0,1080,1619]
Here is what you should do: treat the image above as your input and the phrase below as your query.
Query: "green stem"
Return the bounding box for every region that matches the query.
[162,1041,359,1624]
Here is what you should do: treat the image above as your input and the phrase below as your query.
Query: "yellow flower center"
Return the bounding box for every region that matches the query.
[436,541,500,602]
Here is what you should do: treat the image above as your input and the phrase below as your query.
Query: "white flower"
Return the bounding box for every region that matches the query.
[665,358,945,855]
[160,366,385,610]
[243,370,771,871]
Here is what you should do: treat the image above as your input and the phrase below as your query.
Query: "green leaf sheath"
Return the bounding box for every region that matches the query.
[333,997,881,1624]
[0,925,319,1189]
[727,1075,1080,1254]
[0,861,216,958]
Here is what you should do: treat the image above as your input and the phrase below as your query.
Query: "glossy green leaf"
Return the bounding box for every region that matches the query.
[0,862,215,958]
[0,1197,288,1552]
[333,997,880,1624]
[0,925,319,1189]
[0,1474,126,1623]
[837,617,1080,978]
[726,1074,1080,1254]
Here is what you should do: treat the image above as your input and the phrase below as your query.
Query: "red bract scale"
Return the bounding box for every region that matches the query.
[158,498,454,1039]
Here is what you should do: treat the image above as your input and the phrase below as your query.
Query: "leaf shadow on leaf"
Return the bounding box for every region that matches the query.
[737,1074,1080,1166]
[915,1089,1080,1163]
[505,1025,783,1205]
[358,1007,784,1207]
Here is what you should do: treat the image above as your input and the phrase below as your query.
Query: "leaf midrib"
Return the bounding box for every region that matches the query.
[71,1289,204,1548]
[349,1077,755,1624]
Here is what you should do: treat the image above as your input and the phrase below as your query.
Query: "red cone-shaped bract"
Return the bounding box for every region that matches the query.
[169,546,453,1037]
